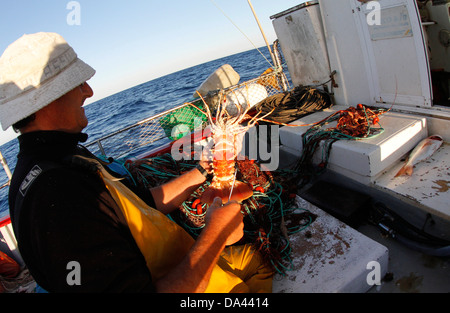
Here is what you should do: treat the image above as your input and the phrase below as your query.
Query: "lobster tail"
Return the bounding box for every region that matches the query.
[201,181,253,204]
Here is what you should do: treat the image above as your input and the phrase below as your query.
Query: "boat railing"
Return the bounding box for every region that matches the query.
[85,102,200,159]
[0,150,12,191]
[85,67,290,160]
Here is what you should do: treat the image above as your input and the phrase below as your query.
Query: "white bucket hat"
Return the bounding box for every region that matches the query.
[0,32,96,131]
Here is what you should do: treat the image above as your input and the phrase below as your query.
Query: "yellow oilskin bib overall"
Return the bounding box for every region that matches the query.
[98,165,273,293]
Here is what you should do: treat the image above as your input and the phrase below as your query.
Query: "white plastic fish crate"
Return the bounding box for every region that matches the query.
[279,106,428,184]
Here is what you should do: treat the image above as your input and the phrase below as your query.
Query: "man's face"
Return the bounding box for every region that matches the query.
[44,82,93,133]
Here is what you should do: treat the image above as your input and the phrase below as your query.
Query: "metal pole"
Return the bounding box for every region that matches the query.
[247,0,277,68]
[273,40,289,91]
[96,140,106,157]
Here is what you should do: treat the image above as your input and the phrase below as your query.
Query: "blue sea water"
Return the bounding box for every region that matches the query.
[0,47,278,219]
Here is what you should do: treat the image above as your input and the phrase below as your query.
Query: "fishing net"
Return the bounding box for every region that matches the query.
[123,154,315,276]
[159,99,208,141]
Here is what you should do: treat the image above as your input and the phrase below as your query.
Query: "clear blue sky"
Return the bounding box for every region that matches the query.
[0,0,303,144]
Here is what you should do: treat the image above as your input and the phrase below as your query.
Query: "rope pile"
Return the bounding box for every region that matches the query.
[255,85,333,125]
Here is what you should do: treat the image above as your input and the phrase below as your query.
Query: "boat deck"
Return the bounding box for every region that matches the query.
[279,105,450,225]
[273,104,450,292]
[360,223,450,293]
[272,196,450,293]
[2,102,449,293]
[375,142,450,222]
[273,196,389,293]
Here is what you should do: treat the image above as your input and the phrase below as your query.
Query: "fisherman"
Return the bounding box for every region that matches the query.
[0,32,273,293]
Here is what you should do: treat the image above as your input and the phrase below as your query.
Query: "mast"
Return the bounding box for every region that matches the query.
[247,0,289,91]
[247,0,277,67]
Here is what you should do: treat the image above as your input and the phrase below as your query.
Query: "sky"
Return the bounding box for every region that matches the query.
[0,0,304,145]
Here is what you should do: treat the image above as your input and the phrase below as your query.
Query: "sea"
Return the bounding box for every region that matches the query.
[0,47,281,219]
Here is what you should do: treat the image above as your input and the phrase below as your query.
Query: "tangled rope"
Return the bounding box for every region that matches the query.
[123,154,314,276]
[116,94,390,275]
[294,104,388,186]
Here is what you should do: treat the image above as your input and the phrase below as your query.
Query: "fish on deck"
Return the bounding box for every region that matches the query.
[395,135,444,177]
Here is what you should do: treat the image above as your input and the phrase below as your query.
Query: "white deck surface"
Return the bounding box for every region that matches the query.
[273,196,388,293]
[374,142,450,221]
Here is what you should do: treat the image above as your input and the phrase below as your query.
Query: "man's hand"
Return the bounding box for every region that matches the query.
[155,197,244,292]
[205,197,243,246]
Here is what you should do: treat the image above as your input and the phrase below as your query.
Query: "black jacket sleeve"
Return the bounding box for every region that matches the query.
[19,167,156,293]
